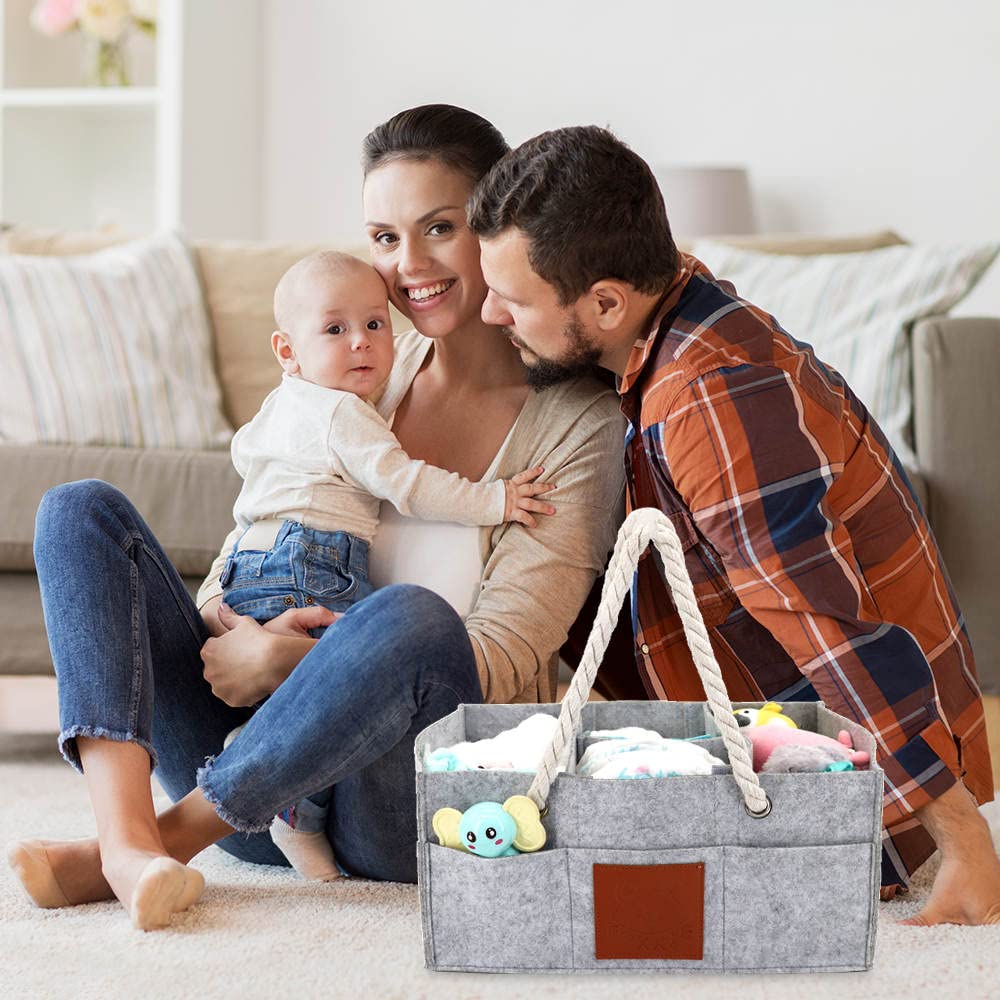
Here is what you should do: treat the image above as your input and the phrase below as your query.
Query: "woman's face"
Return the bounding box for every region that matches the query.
[362,158,490,339]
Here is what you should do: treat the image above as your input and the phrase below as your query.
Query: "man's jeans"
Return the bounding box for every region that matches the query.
[34,480,483,882]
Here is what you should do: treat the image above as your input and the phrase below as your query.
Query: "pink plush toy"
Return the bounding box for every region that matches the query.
[743,725,870,772]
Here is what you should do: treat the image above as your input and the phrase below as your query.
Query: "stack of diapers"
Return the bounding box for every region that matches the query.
[579,726,728,779]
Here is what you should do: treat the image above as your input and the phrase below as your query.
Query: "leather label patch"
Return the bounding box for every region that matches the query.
[592,862,705,961]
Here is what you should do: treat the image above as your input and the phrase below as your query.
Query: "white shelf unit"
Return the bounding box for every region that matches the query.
[0,87,160,107]
[0,0,261,240]
[0,0,180,233]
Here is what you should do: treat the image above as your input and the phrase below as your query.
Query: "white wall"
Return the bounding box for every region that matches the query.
[259,0,1000,309]
[180,0,264,240]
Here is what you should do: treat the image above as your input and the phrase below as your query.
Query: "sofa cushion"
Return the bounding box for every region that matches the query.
[689,241,1000,468]
[192,240,329,427]
[0,224,129,256]
[0,571,203,676]
[0,232,233,449]
[0,444,241,575]
[680,230,905,256]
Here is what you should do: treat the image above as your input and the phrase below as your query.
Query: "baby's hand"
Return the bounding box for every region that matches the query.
[503,466,556,528]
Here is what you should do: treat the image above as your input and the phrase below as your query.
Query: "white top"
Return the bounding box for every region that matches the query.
[368,416,517,619]
[229,373,506,546]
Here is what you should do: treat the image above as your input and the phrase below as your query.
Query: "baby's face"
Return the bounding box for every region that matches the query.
[280,265,394,395]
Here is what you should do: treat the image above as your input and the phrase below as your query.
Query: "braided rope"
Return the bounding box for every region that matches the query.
[526,507,769,816]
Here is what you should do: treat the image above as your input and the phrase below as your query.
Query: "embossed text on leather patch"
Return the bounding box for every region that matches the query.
[592,862,705,960]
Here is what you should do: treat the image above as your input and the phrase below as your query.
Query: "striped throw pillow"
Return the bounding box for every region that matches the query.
[690,242,999,469]
[0,231,232,448]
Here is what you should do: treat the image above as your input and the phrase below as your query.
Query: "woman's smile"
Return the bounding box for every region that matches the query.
[402,278,458,310]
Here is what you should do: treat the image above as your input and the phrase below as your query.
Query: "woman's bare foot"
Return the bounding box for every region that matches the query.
[101,847,204,931]
[6,838,112,907]
[129,857,205,931]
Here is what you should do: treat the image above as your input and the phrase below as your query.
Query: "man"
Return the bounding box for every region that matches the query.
[469,125,999,926]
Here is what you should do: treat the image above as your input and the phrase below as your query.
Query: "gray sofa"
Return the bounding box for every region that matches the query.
[1,231,997,697]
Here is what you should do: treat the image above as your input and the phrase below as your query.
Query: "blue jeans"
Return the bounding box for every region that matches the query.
[221,521,376,835]
[34,480,483,882]
[220,520,375,628]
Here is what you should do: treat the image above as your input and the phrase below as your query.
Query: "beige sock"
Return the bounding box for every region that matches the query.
[269,816,341,881]
[5,840,72,908]
[130,857,205,931]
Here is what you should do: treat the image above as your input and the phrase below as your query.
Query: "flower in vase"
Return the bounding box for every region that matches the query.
[129,0,157,22]
[29,0,79,36]
[30,0,156,86]
[77,0,130,43]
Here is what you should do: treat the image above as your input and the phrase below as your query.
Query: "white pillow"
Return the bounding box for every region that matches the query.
[690,241,999,469]
[0,231,232,449]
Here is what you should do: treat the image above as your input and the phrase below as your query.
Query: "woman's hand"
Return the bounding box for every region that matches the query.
[261,605,341,638]
[200,595,228,638]
[200,603,319,707]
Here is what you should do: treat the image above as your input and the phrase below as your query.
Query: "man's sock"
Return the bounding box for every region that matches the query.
[269,811,341,882]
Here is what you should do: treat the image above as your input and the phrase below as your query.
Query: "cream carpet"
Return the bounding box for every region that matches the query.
[2,735,999,1000]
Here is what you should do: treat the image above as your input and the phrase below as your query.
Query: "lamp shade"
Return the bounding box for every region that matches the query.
[654,166,756,239]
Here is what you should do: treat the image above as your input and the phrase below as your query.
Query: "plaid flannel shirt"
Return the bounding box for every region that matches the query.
[621,254,994,887]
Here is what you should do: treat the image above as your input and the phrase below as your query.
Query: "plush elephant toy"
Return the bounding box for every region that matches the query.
[432,795,547,857]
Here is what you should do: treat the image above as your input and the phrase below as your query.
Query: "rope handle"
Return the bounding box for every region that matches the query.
[525,508,770,817]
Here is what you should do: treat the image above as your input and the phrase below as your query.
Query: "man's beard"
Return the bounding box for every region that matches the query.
[511,316,602,391]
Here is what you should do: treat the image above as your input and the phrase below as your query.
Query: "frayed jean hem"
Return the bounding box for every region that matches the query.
[196,755,273,834]
[58,725,158,775]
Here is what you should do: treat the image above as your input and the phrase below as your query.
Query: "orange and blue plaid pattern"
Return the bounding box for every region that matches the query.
[621,254,994,887]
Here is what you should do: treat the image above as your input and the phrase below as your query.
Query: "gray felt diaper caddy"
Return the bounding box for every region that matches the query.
[414,509,883,974]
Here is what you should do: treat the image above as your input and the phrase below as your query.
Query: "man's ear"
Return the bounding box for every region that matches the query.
[586,279,629,331]
[271,331,300,374]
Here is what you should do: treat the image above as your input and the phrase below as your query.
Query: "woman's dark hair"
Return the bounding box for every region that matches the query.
[362,104,510,183]
[469,125,679,305]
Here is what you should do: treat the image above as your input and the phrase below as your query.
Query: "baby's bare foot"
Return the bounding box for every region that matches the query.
[6,838,113,908]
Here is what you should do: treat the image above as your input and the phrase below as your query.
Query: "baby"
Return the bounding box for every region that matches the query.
[220,250,554,880]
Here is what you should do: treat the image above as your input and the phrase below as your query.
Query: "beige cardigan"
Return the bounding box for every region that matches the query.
[198,329,626,704]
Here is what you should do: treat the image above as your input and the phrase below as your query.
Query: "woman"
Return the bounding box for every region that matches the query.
[7,105,624,929]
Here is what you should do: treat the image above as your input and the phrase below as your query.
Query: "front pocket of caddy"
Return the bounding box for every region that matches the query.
[422,843,571,972]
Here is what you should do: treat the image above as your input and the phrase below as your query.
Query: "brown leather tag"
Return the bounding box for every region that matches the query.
[592,862,705,960]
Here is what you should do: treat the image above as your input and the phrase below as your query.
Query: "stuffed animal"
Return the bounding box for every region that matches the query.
[432,795,547,857]
[743,725,870,772]
[734,702,798,729]
[760,743,857,773]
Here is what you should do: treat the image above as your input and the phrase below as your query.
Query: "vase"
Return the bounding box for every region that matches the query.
[85,38,130,87]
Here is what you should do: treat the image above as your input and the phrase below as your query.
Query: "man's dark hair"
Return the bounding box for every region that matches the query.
[362,104,510,184]
[468,126,679,305]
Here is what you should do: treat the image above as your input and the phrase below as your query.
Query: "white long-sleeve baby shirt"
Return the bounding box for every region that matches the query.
[230,374,506,545]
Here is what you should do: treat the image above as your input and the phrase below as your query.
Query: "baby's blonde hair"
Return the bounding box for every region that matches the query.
[273,251,379,334]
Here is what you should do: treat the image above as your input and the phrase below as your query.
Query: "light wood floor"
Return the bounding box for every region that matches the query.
[3,678,1000,783]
